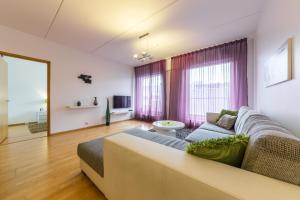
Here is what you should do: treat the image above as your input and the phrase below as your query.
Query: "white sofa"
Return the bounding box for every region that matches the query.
[80,132,300,200]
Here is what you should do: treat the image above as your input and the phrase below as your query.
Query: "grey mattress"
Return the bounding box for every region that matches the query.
[77,128,189,177]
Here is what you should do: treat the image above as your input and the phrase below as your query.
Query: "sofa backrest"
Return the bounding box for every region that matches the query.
[236,107,300,185]
[235,106,291,136]
[234,106,251,133]
[242,130,300,185]
[104,133,300,199]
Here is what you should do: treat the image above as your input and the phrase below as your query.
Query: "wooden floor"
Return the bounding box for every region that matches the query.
[4,124,47,144]
[0,120,152,200]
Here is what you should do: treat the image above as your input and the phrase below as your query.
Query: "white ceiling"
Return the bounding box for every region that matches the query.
[0,0,265,66]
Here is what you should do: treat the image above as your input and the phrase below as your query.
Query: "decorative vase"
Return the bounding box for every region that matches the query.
[93,97,98,106]
[105,98,110,126]
[77,101,82,107]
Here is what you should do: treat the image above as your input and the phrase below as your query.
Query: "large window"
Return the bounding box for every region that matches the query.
[169,38,247,127]
[189,63,231,121]
[134,60,166,121]
[141,74,163,116]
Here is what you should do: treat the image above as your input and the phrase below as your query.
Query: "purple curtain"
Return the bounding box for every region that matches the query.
[134,60,166,121]
[169,38,248,127]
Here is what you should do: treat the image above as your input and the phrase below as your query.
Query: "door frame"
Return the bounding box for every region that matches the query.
[0,51,51,136]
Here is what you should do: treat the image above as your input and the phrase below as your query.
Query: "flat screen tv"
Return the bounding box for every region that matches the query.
[113,96,131,109]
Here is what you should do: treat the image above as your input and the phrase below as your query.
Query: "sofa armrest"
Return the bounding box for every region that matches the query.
[242,131,300,185]
[103,133,300,200]
[206,112,220,123]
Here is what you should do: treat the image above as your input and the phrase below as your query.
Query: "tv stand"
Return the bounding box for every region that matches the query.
[110,109,133,115]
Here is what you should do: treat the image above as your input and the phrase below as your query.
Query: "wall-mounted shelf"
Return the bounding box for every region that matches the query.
[66,105,100,109]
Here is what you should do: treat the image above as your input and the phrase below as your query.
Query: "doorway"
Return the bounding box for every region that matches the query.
[0,51,50,144]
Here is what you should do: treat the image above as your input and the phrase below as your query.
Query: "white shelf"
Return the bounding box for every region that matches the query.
[66,105,100,109]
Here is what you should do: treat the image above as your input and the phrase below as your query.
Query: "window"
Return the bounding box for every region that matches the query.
[141,74,163,116]
[169,39,247,127]
[134,60,166,121]
[189,63,231,120]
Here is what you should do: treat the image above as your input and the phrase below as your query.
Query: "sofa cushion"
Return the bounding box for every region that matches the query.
[217,109,238,121]
[235,110,269,134]
[78,128,189,177]
[78,137,105,177]
[124,128,189,151]
[235,110,292,137]
[234,106,251,132]
[244,119,291,136]
[206,112,220,124]
[201,122,235,135]
[187,134,249,167]
[185,128,228,142]
[242,130,300,185]
[216,114,237,130]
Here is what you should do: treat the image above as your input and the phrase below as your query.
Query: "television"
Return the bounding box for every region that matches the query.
[113,96,131,109]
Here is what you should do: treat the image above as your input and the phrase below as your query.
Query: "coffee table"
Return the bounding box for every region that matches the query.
[152,120,185,134]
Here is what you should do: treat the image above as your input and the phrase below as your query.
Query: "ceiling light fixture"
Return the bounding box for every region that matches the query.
[133,33,153,62]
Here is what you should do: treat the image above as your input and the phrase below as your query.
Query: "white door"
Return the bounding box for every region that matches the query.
[0,57,8,143]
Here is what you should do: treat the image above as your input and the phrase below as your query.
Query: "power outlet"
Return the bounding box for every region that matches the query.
[84,122,89,126]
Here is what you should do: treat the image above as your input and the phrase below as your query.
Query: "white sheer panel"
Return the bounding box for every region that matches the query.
[141,75,163,116]
[189,63,231,121]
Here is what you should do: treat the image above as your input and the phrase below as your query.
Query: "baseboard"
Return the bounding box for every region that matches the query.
[8,121,38,127]
[50,119,133,135]
[8,123,25,127]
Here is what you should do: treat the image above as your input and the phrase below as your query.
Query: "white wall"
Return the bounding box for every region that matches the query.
[0,25,133,134]
[5,56,47,124]
[255,0,300,135]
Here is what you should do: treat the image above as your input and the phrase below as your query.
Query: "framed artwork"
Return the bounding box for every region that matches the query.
[264,38,293,87]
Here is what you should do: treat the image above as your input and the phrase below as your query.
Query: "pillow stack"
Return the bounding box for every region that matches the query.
[216,109,238,130]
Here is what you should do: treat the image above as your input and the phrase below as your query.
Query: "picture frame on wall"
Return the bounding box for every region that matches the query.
[264,38,293,87]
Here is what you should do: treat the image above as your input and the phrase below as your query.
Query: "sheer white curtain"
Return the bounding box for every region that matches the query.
[141,75,163,116]
[189,62,231,122]
[169,38,248,127]
[134,60,166,121]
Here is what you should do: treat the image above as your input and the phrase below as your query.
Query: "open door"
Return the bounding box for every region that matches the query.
[0,56,8,143]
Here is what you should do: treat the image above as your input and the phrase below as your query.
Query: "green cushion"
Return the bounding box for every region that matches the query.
[186,134,249,167]
[217,109,238,121]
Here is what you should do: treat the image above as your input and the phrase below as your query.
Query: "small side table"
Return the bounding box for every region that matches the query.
[152,120,185,135]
